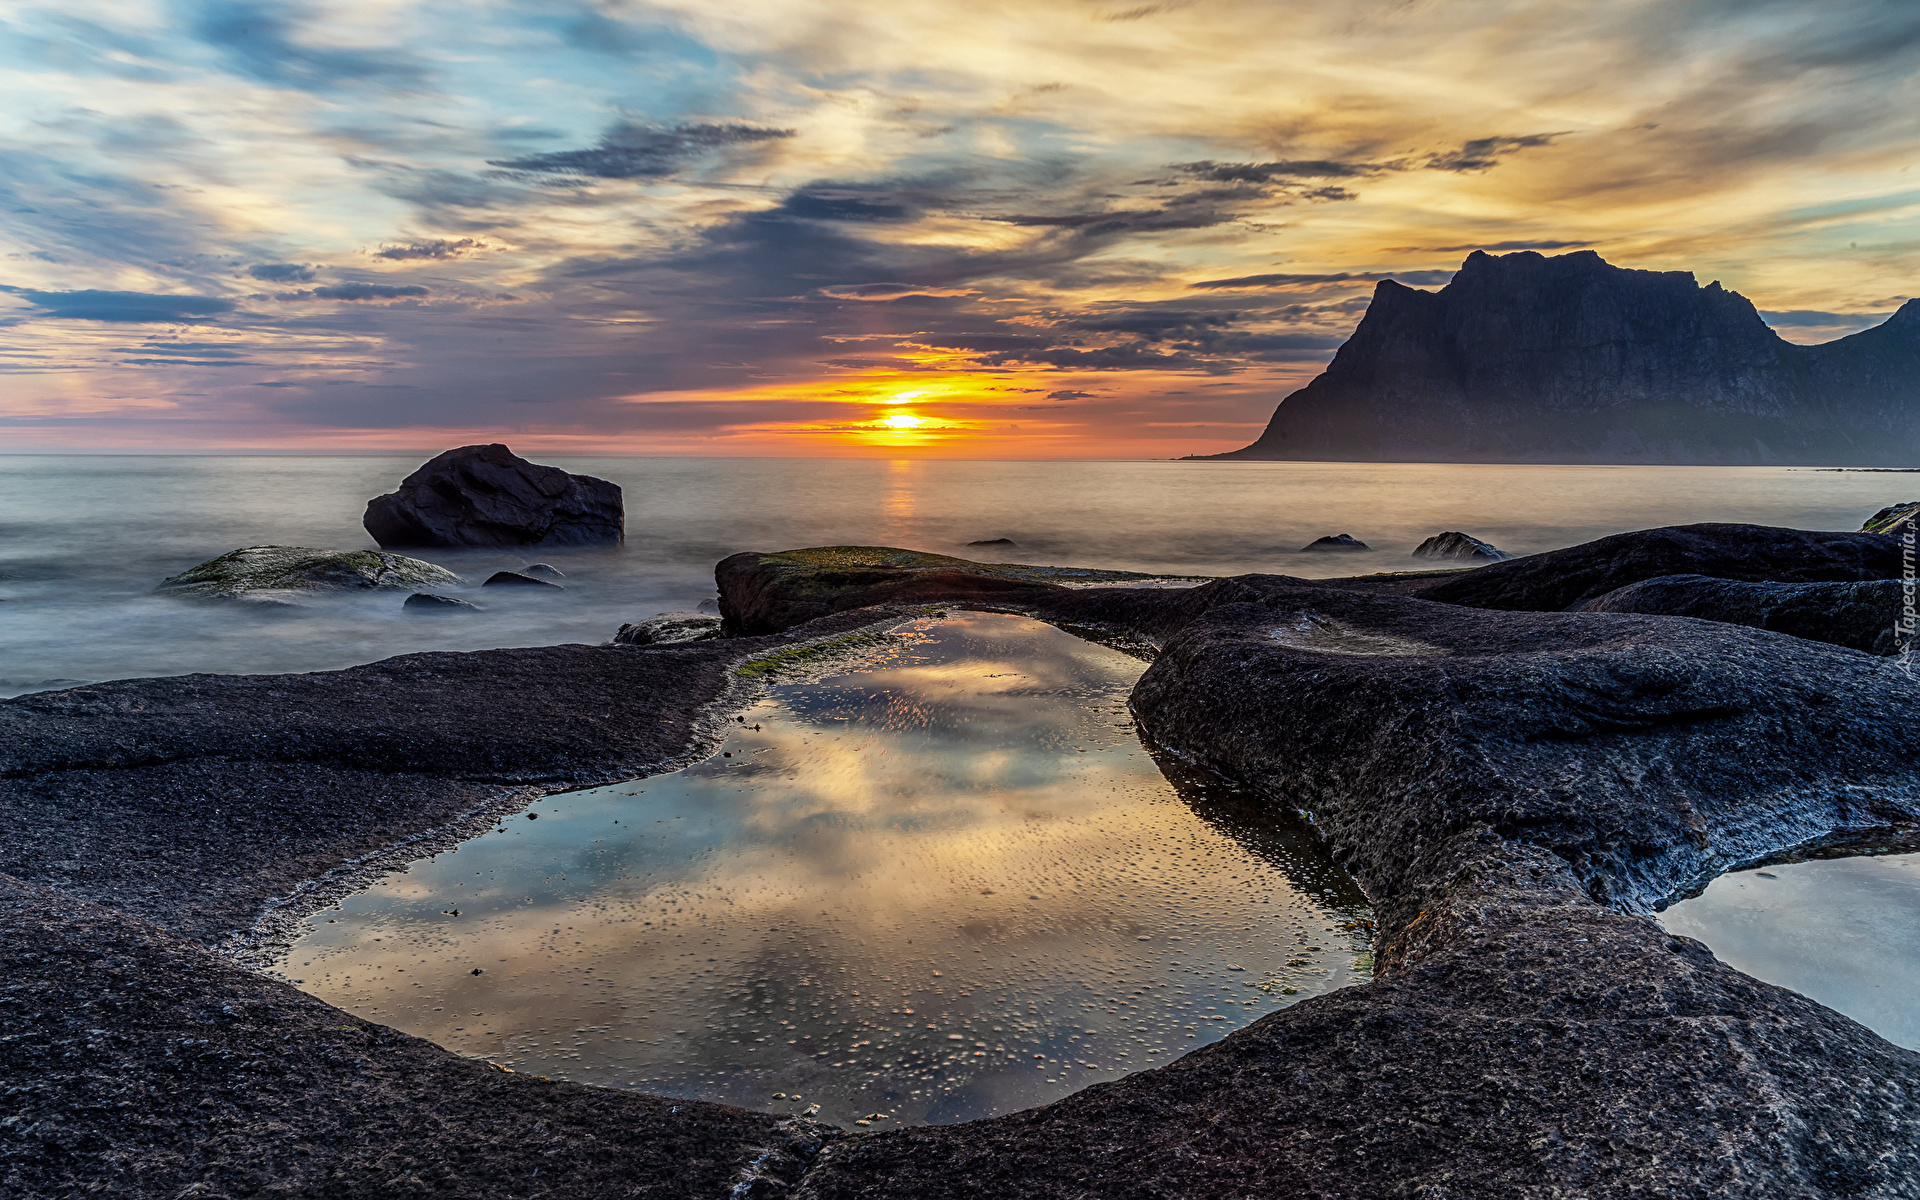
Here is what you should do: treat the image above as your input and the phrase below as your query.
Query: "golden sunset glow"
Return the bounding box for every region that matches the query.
[883,413,925,429]
[1,1,1912,455]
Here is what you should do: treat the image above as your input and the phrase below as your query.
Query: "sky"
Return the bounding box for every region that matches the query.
[2,0,1917,458]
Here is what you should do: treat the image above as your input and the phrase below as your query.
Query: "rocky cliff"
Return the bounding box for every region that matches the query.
[1194,249,1920,464]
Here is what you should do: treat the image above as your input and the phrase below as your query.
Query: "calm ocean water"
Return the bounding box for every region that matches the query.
[0,456,1910,696]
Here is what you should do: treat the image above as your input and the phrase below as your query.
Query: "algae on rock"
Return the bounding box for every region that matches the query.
[156,546,461,607]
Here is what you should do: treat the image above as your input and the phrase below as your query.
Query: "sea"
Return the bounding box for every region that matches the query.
[0,455,1910,697]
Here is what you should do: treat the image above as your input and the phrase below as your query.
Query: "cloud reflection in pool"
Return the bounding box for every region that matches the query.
[274,612,1372,1126]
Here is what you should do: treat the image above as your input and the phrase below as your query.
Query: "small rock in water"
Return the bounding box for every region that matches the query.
[155,546,461,607]
[483,571,563,590]
[521,563,565,579]
[1411,531,1511,562]
[967,538,1017,548]
[1300,534,1369,552]
[404,592,481,614]
[614,613,723,645]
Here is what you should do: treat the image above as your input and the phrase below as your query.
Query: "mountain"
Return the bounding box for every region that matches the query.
[1192,249,1920,465]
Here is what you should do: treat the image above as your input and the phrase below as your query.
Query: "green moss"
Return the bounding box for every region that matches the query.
[733,630,894,678]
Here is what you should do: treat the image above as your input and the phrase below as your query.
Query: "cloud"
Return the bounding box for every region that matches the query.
[247,262,317,282]
[373,239,481,260]
[1047,389,1095,400]
[1759,308,1895,326]
[0,286,237,322]
[778,192,913,221]
[1423,134,1569,172]
[487,122,794,180]
[1174,159,1390,182]
[818,283,981,300]
[1393,240,1595,253]
[189,1,424,89]
[1188,270,1455,290]
[275,282,430,301]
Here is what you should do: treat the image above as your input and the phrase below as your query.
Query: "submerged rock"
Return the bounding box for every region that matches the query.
[1411,531,1510,562]
[967,538,1017,548]
[1577,574,1902,654]
[1862,501,1920,537]
[155,546,460,607]
[1413,522,1900,611]
[521,563,565,580]
[614,613,723,645]
[482,571,562,590]
[1300,534,1369,552]
[404,592,482,615]
[363,444,623,549]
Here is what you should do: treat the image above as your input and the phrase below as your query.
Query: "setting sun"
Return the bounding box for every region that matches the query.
[882,413,925,429]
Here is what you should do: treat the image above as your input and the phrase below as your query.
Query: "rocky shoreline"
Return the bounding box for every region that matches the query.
[7,524,1920,1197]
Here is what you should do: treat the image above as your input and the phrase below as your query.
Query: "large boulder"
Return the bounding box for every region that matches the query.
[155,546,459,608]
[363,444,623,549]
[1413,522,1900,611]
[1579,574,1903,655]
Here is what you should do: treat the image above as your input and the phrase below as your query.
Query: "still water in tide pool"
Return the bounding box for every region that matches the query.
[272,613,1373,1126]
[1658,849,1920,1051]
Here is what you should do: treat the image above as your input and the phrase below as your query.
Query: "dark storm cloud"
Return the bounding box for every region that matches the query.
[247,262,316,282]
[0,285,236,322]
[1188,270,1454,289]
[487,122,794,180]
[188,1,425,89]
[374,239,481,260]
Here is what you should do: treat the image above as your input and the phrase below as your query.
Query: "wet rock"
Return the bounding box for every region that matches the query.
[1862,501,1920,537]
[522,563,566,579]
[155,546,460,607]
[0,875,810,1200]
[1577,574,1902,654]
[1414,522,1900,611]
[404,592,481,614]
[1300,534,1368,552]
[1411,531,1510,562]
[716,546,1190,636]
[363,444,623,549]
[967,538,1017,548]
[483,570,563,590]
[614,613,724,645]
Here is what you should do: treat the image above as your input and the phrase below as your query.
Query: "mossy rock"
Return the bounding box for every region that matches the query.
[715,545,1209,635]
[156,546,462,607]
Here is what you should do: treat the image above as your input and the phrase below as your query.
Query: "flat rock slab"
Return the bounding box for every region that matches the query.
[1580,573,1903,654]
[0,875,827,1200]
[1413,522,1901,611]
[716,546,1205,635]
[0,613,885,945]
